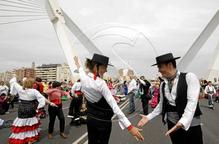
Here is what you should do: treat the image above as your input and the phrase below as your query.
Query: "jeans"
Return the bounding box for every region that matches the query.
[128,92,136,113]
[208,94,214,106]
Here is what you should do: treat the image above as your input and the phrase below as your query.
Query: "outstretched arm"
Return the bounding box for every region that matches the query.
[100,81,144,141]
[138,82,164,128]
[9,77,22,95]
[166,73,200,136]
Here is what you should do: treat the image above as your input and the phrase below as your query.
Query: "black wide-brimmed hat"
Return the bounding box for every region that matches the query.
[89,53,113,66]
[151,53,181,66]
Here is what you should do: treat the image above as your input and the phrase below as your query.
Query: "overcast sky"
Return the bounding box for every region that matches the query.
[0,0,218,78]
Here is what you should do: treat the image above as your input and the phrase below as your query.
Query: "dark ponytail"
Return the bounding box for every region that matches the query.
[85,59,96,72]
[85,59,102,75]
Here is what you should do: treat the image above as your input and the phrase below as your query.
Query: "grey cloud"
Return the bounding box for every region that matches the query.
[0,0,219,78]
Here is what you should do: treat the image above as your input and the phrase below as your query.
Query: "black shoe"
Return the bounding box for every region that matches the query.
[209,105,214,109]
[75,119,81,126]
[70,119,81,126]
[80,117,87,124]
[69,120,75,126]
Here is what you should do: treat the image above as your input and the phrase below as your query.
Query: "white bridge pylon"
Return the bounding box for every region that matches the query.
[178,10,219,80]
[45,0,219,80]
[45,0,103,77]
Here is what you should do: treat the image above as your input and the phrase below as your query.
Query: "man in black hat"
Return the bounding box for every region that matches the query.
[139,76,151,115]
[138,53,203,144]
[74,54,144,144]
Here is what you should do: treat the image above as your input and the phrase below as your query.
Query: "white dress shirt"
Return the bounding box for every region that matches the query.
[79,68,131,130]
[139,79,146,86]
[204,85,216,94]
[71,82,82,95]
[10,77,46,109]
[0,118,4,126]
[146,71,200,130]
[128,79,137,94]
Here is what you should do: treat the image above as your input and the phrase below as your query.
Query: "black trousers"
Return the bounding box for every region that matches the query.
[3,101,9,113]
[167,120,203,144]
[141,97,149,115]
[0,95,9,113]
[215,96,219,102]
[48,105,65,134]
[68,96,83,119]
[10,98,14,109]
[87,116,112,144]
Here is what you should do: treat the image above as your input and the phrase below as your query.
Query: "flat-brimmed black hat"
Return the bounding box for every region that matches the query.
[89,53,113,66]
[151,53,180,66]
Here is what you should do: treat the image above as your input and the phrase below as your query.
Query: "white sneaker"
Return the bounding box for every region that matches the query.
[209,105,214,109]
[67,115,74,118]
[74,118,80,121]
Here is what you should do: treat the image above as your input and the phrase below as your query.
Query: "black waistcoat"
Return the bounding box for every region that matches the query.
[161,73,202,124]
[140,80,151,95]
[87,97,114,121]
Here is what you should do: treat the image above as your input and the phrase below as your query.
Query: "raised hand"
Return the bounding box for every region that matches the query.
[138,114,149,127]
[74,56,80,69]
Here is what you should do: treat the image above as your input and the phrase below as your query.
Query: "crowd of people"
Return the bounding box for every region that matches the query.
[0,53,219,144]
[0,77,80,143]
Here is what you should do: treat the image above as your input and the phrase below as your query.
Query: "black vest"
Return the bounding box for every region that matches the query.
[140,80,151,96]
[161,73,202,124]
[87,97,114,121]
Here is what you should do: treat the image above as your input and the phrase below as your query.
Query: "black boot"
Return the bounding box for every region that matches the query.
[70,118,81,126]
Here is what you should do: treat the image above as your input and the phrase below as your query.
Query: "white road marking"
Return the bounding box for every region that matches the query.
[72,132,88,144]
[112,99,130,120]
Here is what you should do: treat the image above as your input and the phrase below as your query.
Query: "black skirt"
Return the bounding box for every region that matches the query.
[18,100,37,118]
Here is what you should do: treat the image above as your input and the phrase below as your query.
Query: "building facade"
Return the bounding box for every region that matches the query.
[35,64,61,82]
[15,68,35,82]
[56,63,75,82]
[0,63,78,83]
[0,71,15,82]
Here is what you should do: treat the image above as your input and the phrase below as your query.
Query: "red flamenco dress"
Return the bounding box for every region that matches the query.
[8,77,46,144]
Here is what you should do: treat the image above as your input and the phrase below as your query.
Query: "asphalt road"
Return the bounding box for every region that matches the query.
[0,97,219,144]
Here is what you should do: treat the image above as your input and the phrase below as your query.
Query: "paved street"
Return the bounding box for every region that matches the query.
[1,98,219,144]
